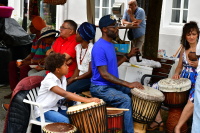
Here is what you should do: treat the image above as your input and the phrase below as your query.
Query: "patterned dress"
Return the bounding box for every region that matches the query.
[180,51,198,102]
[152,51,197,102]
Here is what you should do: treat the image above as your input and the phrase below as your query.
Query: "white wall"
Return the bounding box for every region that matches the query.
[56,0,87,30]
[8,0,23,19]
[159,0,200,57]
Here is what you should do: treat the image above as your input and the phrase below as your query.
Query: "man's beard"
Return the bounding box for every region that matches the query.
[107,29,118,39]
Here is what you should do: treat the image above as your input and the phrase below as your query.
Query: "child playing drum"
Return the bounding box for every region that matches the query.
[34,53,100,123]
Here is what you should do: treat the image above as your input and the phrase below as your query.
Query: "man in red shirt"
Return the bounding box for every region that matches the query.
[52,20,78,78]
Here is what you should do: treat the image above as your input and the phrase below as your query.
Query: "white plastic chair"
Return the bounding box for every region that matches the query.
[23,87,51,133]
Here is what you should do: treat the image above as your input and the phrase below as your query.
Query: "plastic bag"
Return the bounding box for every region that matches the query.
[0,18,32,48]
[129,56,161,68]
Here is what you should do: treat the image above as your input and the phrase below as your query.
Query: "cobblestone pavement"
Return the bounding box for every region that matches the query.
[0,85,12,133]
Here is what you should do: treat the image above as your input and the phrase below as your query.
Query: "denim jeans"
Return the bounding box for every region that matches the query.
[36,108,70,123]
[67,78,91,93]
[192,71,200,132]
[90,84,133,133]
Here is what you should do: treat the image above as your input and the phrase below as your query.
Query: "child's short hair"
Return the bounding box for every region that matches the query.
[45,53,66,72]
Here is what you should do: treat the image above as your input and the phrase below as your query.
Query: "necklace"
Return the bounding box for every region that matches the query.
[80,47,88,65]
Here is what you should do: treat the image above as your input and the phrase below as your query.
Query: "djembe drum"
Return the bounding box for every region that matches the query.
[67,99,107,133]
[131,85,165,133]
[42,123,77,133]
[107,108,124,133]
[158,78,191,133]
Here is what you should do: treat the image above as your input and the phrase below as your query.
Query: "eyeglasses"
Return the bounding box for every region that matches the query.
[60,26,71,30]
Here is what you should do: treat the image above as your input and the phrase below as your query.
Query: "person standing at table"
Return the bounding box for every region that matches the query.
[122,0,146,53]
[90,14,144,133]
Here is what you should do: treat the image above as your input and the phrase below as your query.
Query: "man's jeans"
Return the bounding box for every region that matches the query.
[36,108,69,123]
[90,84,134,133]
[67,78,91,93]
[192,71,200,132]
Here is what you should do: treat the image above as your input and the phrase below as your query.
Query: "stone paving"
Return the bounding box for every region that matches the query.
[0,85,12,133]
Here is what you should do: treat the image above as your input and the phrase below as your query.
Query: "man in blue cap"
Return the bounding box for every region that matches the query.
[90,14,144,133]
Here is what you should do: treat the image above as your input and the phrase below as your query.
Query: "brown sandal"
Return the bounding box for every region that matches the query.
[146,121,164,131]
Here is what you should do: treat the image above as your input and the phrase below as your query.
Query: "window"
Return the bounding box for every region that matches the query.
[41,3,57,28]
[95,0,115,24]
[171,0,189,24]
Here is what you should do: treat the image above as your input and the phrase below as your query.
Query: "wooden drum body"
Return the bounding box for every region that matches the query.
[158,78,191,133]
[162,91,189,108]
[42,123,77,133]
[107,109,124,133]
[131,86,165,124]
[166,108,188,133]
[158,78,191,108]
[67,100,107,133]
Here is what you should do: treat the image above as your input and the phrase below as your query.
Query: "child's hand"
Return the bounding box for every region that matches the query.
[89,98,100,103]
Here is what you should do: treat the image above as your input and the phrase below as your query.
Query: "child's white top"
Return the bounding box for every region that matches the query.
[35,72,67,118]
[75,43,93,75]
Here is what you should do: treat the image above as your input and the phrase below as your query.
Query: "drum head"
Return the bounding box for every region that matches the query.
[67,99,105,114]
[158,78,191,92]
[131,85,165,102]
[43,123,77,133]
[107,107,123,116]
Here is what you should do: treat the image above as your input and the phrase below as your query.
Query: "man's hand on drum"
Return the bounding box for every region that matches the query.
[172,74,180,79]
[128,81,144,89]
[88,98,101,103]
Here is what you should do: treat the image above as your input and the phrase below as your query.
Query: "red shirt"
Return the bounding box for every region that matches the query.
[53,34,78,78]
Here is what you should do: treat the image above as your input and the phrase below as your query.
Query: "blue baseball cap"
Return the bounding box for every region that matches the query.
[99,14,116,29]
[78,22,96,41]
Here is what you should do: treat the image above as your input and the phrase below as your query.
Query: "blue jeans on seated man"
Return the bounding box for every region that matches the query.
[67,78,91,93]
[90,84,133,133]
[36,107,70,123]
